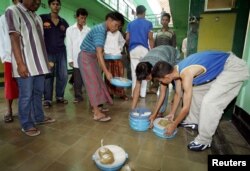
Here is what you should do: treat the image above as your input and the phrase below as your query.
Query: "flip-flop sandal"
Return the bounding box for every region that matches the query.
[93,115,111,122]
[36,117,56,125]
[4,114,14,123]
[21,128,40,137]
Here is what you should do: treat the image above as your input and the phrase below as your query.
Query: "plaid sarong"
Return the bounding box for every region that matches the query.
[78,51,113,107]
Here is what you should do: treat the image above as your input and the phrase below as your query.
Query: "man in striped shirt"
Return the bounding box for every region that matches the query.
[5,0,55,136]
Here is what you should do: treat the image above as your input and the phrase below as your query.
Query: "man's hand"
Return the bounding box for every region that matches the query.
[48,62,54,69]
[17,63,29,78]
[149,114,157,128]
[165,122,176,135]
[165,113,174,121]
[69,62,74,68]
[105,71,113,81]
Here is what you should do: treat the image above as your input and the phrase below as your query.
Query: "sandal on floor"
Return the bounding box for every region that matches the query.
[56,98,68,104]
[93,115,111,122]
[43,101,52,108]
[21,128,40,137]
[36,116,56,125]
[4,114,14,123]
[120,95,129,101]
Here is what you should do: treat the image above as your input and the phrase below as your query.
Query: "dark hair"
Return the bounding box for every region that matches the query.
[48,0,61,5]
[136,5,146,15]
[161,13,171,20]
[152,61,174,78]
[76,8,88,17]
[13,0,22,3]
[136,62,152,81]
[105,11,124,26]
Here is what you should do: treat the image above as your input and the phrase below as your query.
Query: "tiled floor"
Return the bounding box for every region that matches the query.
[0,84,249,171]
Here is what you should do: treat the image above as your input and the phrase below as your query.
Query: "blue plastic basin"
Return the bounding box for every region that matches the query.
[104,54,122,60]
[110,77,132,88]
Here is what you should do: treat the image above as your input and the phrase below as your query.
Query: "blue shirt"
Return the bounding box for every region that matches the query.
[80,23,107,53]
[177,51,230,85]
[40,14,69,54]
[126,18,153,51]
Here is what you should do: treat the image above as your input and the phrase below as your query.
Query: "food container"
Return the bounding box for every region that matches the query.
[104,54,122,60]
[110,77,132,88]
[152,118,177,139]
[129,107,151,132]
[92,145,128,171]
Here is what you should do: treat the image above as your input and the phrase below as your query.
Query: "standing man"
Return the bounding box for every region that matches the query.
[0,0,20,123]
[126,5,154,98]
[78,11,124,122]
[149,12,177,94]
[151,51,249,151]
[40,0,69,108]
[154,13,176,48]
[66,8,90,103]
[5,0,55,136]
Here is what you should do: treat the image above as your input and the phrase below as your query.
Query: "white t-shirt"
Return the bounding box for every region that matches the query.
[66,23,90,68]
[0,14,11,63]
[104,31,125,55]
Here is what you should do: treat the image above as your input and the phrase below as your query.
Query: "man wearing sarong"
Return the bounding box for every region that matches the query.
[78,11,125,122]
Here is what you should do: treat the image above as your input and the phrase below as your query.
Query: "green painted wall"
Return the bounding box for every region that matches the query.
[232,0,250,57]
[169,0,189,49]
[186,0,205,56]
[0,0,10,14]
[236,13,250,115]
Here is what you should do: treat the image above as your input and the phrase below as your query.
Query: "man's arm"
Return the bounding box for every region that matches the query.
[168,79,183,119]
[172,32,177,48]
[65,28,73,67]
[10,32,29,77]
[131,80,141,109]
[96,47,112,81]
[149,83,167,123]
[125,32,130,46]
[166,74,193,135]
[148,31,154,49]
